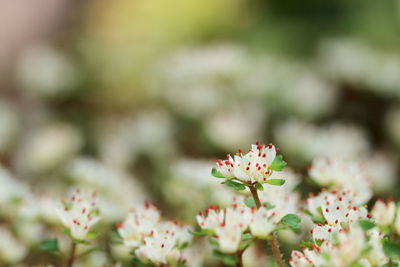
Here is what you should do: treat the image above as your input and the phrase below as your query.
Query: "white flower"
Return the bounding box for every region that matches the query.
[249,207,279,239]
[56,189,100,240]
[196,206,224,231]
[291,225,379,267]
[118,202,161,247]
[306,190,369,226]
[371,199,396,227]
[215,225,242,253]
[136,230,181,265]
[215,142,279,183]
[309,157,372,205]
[197,204,252,253]
[289,250,313,267]
[0,227,27,264]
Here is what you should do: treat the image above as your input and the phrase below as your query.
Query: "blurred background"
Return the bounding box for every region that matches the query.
[1,0,400,266]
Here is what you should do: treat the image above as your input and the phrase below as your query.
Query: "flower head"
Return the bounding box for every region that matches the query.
[56,189,100,240]
[215,142,284,184]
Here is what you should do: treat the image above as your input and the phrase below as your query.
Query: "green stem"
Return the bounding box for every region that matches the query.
[248,184,285,267]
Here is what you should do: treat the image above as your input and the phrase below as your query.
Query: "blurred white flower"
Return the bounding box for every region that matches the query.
[118,202,162,248]
[291,224,387,267]
[17,123,82,174]
[309,157,372,205]
[371,199,396,227]
[204,105,267,151]
[136,230,181,265]
[16,44,80,98]
[157,45,248,118]
[319,38,400,99]
[96,109,176,169]
[68,157,148,222]
[0,226,27,264]
[275,120,370,163]
[56,189,100,240]
[362,152,398,194]
[249,207,280,239]
[306,190,369,226]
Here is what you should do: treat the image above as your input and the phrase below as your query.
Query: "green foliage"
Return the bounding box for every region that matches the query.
[212,168,225,178]
[86,231,98,239]
[268,155,287,171]
[189,229,214,236]
[383,240,400,260]
[255,182,264,190]
[358,220,375,231]
[262,201,275,210]
[213,250,237,266]
[222,180,246,191]
[265,179,285,186]
[280,214,301,231]
[39,239,59,252]
[178,242,188,250]
[244,196,256,208]
[241,233,253,240]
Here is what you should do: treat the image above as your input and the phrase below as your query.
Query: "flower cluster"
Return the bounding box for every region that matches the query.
[196,202,280,253]
[290,190,389,267]
[117,202,192,265]
[371,199,400,233]
[56,189,100,241]
[309,157,372,205]
[214,142,286,184]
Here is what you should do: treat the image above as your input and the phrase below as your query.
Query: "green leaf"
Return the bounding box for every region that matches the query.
[178,242,188,250]
[358,220,375,231]
[208,238,219,247]
[213,250,237,266]
[222,180,246,191]
[262,202,275,210]
[39,239,59,252]
[63,228,71,237]
[255,182,264,191]
[212,168,225,178]
[244,197,256,208]
[383,240,400,260]
[265,179,285,186]
[86,232,98,239]
[241,233,253,240]
[189,229,213,236]
[280,214,301,230]
[268,155,287,171]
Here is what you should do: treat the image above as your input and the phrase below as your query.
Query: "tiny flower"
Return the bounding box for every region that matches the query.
[249,207,279,239]
[371,199,396,227]
[306,190,369,226]
[136,230,181,265]
[56,189,100,240]
[215,142,281,184]
[196,204,252,253]
[118,202,161,247]
[215,225,242,253]
[308,157,372,205]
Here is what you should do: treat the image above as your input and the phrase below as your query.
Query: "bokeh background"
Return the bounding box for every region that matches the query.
[1,0,400,266]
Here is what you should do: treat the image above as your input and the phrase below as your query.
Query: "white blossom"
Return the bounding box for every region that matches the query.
[371,199,396,227]
[56,189,100,240]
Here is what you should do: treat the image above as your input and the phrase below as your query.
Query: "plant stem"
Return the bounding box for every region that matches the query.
[248,184,285,267]
[67,241,77,267]
[236,250,244,267]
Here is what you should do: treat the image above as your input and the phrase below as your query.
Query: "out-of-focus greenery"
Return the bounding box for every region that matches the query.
[0,0,400,266]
